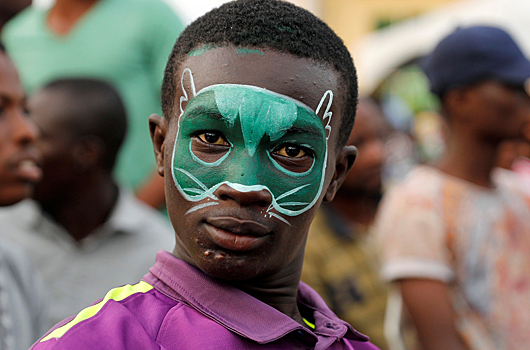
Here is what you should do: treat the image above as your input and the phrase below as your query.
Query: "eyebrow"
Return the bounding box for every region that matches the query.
[285,125,322,138]
[185,103,323,138]
[186,105,226,121]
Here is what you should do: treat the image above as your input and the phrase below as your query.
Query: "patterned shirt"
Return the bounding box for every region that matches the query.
[302,206,388,349]
[376,165,530,349]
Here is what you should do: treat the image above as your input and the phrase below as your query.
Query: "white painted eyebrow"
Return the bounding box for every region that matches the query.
[196,83,316,114]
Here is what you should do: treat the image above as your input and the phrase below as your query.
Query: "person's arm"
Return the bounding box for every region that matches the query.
[398,278,469,350]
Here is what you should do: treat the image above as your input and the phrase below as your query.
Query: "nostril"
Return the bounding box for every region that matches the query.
[213,183,273,207]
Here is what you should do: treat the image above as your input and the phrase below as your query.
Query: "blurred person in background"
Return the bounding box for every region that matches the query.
[496,138,530,182]
[0,78,174,327]
[0,0,31,33]
[1,0,185,209]
[0,42,48,350]
[376,26,530,350]
[302,97,390,349]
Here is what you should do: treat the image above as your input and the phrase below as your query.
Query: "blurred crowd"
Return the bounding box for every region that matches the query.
[1,0,530,349]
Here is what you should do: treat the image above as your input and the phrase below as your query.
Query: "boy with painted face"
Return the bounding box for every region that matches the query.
[31,1,379,349]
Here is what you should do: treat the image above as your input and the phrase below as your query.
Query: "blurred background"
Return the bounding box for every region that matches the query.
[27,0,530,186]
[3,1,530,349]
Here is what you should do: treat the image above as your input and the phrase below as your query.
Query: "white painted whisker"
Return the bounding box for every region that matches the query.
[185,202,219,215]
[268,212,291,226]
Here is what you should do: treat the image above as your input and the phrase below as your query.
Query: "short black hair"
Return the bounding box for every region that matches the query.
[0,42,6,53]
[41,78,128,171]
[162,0,357,148]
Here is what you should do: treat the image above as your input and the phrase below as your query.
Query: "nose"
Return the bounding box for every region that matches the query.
[213,183,273,208]
[12,109,38,146]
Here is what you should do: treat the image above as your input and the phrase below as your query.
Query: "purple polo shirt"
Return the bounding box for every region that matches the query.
[31,250,379,350]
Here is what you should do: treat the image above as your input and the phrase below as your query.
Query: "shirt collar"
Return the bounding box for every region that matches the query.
[144,251,369,345]
[26,188,139,247]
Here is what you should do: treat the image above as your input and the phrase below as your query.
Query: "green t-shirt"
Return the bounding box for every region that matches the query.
[2,0,184,189]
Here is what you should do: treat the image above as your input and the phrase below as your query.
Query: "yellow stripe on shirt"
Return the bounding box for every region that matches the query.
[41,281,154,342]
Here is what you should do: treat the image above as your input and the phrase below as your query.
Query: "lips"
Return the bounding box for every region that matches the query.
[204,216,271,252]
[8,151,43,183]
[16,159,43,183]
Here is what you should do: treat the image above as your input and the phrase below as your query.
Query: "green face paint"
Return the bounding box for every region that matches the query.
[172,70,332,221]
[187,44,216,57]
[236,48,265,56]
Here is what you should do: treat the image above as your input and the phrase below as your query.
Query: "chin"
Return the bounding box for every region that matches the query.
[194,252,264,282]
[0,186,32,207]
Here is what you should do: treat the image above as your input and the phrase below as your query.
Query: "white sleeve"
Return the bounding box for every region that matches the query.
[375,185,454,283]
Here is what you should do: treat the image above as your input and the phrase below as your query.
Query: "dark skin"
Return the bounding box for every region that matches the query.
[28,89,118,242]
[401,80,530,350]
[437,80,530,187]
[0,0,31,32]
[0,53,41,206]
[47,0,99,36]
[150,46,356,325]
[330,97,388,227]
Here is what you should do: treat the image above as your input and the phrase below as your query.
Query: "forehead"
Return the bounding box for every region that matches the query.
[29,90,74,134]
[176,46,344,122]
[0,54,24,103]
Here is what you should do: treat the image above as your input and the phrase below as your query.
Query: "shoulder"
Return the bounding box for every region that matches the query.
[112,0,184,27]
[110,191,175,251]
[494,167,530,196]
[31,281,175,349]
[116,190,173,233]
[385,165,444,201]
[377,166,446,223]
[0,235,37,284]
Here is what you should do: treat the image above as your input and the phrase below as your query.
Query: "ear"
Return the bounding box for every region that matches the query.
[323,145,357,202]
[149,114,167,177]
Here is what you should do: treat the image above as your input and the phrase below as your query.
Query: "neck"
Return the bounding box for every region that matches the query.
[48,0,98,35]
[330,192,379,227]
[436,129,499,188]
[233,260,304,325]
[39,171,118,241]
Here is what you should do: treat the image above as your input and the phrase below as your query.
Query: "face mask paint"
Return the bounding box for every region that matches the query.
[172,69,333,222]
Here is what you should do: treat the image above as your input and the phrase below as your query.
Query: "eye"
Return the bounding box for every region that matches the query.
[197,132,229,146]
[275,145,307,158]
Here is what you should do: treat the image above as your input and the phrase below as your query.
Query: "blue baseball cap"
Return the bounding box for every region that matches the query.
[422,26,530,96]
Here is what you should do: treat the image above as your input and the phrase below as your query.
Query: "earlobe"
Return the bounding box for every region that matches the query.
[149,114,167,177]
[324,145,357,202]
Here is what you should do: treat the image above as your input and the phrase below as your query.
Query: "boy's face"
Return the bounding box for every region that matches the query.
[151,47,355,281]
[0,53,41,206]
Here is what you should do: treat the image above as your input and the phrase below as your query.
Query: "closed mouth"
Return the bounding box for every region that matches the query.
[203,216,271,252]
[206,216,270,237]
